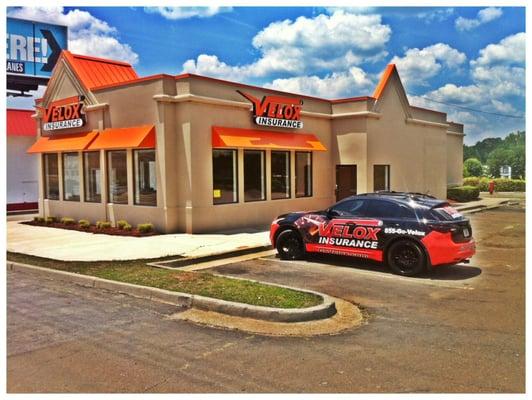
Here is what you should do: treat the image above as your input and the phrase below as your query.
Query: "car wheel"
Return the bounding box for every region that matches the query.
[276,230,305,260]
[386,240,426,276]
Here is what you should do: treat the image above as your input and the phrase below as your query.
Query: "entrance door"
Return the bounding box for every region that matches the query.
[335,165,357,201]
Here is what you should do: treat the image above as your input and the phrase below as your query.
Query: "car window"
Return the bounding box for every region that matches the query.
[330,199,366,216]
[364,199,415,219]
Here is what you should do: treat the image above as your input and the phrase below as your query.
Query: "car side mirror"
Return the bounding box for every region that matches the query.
[326,208,340,218]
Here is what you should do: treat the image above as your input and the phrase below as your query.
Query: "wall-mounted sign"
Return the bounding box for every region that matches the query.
[237,90,303,129]
[40,95,86,131]
[7,17,68,78]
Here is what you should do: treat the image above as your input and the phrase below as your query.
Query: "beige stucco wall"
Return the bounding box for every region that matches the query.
[447,132,465,186]
[366,78,448,199]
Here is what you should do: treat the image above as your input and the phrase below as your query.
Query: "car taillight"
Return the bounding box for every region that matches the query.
[428,223,458,233]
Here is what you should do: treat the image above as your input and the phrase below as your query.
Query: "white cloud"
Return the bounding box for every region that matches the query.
[264,67,375,98]
[7,6,139,64]
[455,7,502,31]
[471,32,525,67]
[390,43,466,87]
[182,10,391,80]
[415,8,454,23]
[144,7,232,20]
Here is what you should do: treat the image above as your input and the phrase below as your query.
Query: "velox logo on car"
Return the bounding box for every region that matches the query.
[316,218,382,250]
[41,95,86,131]
[237,90,303,129]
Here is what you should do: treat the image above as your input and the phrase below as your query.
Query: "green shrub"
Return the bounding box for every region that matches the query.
[60,217,76,225]
[45,216,57,224]
[96,221,112,229]
[461,177,525,192]
[78,219,90,229]
[116,220,129,230]
[447,186,480,202]
[137,223,154,233]
[33,216,45,223]
[123,223,132,231]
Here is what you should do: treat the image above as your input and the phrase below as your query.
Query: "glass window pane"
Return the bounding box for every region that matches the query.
[296,152,312,197]
[63,153,80,201]
[134,149,157,206]
[44,153,59,200]
[84,152,101,203]
[107,151,128,204]
[271,151,290,200]
[244,150,265,202]
[213,149,238,205]
[331,199,366,216]
[374,165,390,191]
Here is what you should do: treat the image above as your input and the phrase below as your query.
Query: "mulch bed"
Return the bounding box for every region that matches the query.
[22,221,159,237]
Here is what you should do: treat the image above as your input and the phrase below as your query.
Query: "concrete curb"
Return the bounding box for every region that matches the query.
[7,261,336,323]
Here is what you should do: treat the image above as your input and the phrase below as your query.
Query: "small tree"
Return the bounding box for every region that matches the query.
[487,148,514,177]
[463,158,483,177]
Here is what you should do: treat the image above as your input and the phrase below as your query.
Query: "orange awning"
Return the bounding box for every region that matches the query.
[87,125,155,150]
[212,126,327,151]
[27,131,98,153]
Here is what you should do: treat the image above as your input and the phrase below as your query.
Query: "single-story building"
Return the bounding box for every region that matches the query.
[7,108,39,213]
[28,50,465,233]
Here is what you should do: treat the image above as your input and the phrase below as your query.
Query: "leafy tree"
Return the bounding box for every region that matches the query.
[487,148,514,177]
[463,158,483,177]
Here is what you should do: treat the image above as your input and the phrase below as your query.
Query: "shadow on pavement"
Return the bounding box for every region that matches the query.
[288,254,482,281]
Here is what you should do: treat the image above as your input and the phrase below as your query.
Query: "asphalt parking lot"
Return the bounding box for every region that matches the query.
[7,206,525,393]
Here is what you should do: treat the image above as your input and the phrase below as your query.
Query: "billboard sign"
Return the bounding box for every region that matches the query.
[6,17,68,78]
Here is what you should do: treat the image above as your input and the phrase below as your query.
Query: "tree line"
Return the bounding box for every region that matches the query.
[463,131,525,178]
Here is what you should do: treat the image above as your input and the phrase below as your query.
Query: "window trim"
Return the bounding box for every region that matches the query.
[43,153,59,200]
[83,151,102,203]
[295,151,313,198]
[62,152,80,202]
[271,150,291,200]
[212,148,239,205]
[106,149,128,205]
[243,149,266,203]
[133,149,157,207]
[373,164,391,192]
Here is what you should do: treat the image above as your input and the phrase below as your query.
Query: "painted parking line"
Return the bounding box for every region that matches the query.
[181,250,277,271]
[258,257,478,290]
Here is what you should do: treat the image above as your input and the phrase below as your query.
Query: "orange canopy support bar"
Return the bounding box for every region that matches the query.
[212,126,327,151]
[27,131,98,153]
[87,125,155,150]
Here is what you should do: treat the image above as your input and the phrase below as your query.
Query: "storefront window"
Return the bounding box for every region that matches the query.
[43,153,59,200]
[63,153,80,201]
[295,152,312,197]
[271,151,290,200]
[374,165,390,191]
[213,149,238,204]
[107,150,128,204]
[244,150,266,202]
[83,152,101,203]
[134,149,157,206]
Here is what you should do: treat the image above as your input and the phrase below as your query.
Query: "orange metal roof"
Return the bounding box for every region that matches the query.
[62,50,138,90]
[7,109,36,136]
[27,131,98,153]
[87,125,155,150]
[373,64,396,99]
[212,126,326,151]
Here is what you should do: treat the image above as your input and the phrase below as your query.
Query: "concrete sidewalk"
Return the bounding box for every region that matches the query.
[7,220,270,262]
[453,196,512,213]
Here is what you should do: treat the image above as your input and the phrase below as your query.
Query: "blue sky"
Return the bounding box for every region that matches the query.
[7,6,526,144]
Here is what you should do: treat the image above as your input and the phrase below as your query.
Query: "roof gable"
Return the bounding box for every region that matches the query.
[372,64,412,118]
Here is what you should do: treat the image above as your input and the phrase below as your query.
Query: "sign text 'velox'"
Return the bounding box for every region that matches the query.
[237,90,304,129]
[40,96,86,132]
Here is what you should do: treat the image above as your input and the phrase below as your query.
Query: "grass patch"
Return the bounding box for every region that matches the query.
[7,252,321,309]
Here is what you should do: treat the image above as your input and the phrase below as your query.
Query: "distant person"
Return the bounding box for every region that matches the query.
[489,180,495,195]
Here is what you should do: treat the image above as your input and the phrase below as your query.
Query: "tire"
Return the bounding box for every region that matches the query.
[386,240,426,276]
[276,230,305,260]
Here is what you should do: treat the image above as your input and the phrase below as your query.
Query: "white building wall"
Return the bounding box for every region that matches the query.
[7,136,39,204]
